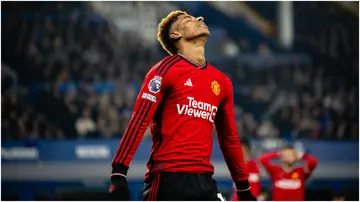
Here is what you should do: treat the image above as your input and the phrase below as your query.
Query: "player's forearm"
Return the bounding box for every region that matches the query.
[111,130,146,175]
[302,153,318,170]
[259,151,279,166]
[221,149,249,182]
[218,135,249,188]
[112,126,148,175]
[112,101,154,175]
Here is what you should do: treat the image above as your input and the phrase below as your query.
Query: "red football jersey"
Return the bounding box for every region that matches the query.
[259,151,318,201]
[112,54,248,182]
[231,160,261,200]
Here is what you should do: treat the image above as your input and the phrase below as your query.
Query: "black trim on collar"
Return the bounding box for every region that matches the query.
[177,54,208,69]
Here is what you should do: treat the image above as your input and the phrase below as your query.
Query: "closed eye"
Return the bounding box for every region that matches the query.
[183,16,193,22]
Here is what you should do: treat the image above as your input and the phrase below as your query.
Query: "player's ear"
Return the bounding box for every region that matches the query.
[169,31,182,40]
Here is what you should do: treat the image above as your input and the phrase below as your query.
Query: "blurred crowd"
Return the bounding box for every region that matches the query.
[1,2,358,141]
[227,62,358,140]
[2,2,158,140]
[229,2,358,140]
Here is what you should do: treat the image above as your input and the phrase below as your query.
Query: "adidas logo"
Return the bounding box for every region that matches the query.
[184,78,193,86]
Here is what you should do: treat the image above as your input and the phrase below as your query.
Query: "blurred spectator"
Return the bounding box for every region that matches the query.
[75,107,96,137]
[257,121,278,137]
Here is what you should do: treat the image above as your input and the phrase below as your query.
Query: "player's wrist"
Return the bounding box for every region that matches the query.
[112,163,129,176]
[111,175,128,187]
[235,180,250,191]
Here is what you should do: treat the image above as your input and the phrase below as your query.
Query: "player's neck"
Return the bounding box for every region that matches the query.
[282,164,294,172]
[177,39,206,65]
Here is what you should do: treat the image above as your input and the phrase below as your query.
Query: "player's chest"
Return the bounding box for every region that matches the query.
[282,171,303,179]
[170,69,223,104]
[273,168,304,189]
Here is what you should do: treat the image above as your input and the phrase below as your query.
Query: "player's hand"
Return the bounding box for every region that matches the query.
[237,189,257,201]
[109,174,130,201]
[235,180,257,201]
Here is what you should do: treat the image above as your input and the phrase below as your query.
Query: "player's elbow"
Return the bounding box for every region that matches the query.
[309,156,319,167]
[312,159,319,168]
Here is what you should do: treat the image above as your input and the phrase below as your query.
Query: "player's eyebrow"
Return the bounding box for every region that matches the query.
[182,15,193,22]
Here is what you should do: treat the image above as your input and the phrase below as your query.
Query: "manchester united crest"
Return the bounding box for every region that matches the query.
[291,172,299,179]
[211,80,220,96]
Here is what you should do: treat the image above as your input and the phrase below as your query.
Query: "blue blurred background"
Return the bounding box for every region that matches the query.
[1,1,359,201]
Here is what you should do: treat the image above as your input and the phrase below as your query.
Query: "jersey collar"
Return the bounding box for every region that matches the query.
[177,53,208,69]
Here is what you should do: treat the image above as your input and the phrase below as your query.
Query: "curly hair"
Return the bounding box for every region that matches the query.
[157,10,187,55]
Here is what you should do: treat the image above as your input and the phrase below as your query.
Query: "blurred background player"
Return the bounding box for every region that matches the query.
[231,137,262,200]
[259,145,318,201]
[109,10,256,201]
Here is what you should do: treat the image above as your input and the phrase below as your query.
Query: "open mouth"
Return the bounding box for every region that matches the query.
[198,23,207,28]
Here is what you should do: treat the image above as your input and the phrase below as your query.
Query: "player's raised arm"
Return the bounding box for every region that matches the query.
[111,55,179,176]
[259,151,279,176]
[214,78,255,200]
[302,153,318,179]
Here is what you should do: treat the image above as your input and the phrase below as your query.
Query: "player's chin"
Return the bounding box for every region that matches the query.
[198,30,210,38]
[188,31,210,41]
[200,27,210,36]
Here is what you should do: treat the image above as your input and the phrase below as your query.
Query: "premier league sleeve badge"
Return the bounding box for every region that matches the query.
[148,76,162,94]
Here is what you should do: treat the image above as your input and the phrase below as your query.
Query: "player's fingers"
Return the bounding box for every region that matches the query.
[109,184,116,193]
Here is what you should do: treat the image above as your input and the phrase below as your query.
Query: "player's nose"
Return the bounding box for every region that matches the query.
[197,16,204,22]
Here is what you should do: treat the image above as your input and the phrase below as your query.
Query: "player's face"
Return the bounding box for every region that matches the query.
[173,14,210,40]
[280,148,297,165]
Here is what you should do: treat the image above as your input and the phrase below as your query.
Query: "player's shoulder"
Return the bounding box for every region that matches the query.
[207,63,233,85]
[148,55,182,77]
